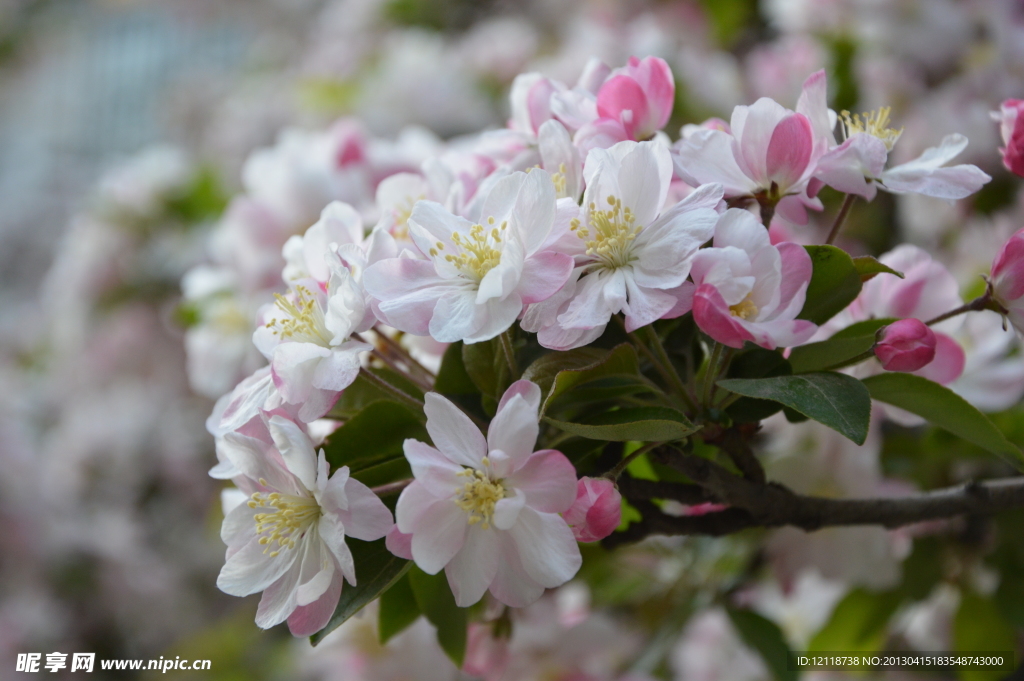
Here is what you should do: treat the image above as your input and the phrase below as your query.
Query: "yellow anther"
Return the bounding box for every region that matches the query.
[264,286,333,347]
[453,469,507,529]
[436,218,505,281]
[551,163,569,198]
[729,296,759,320]
[249,491,321,556]
[577,194,641,269]
[840,106,903,151]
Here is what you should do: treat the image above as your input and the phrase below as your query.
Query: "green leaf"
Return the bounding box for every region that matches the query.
[322,401,428,473]
[808,588,902,654]
[434,341,478,396]
[545,406,699,442]
[725,347,791,423]
[311,538,411,645]
[329,368,425,420]
[462,339,509,409]
[953,591,1017,681]
[408,566,468,667]
[524,343,640,413]
[799,245,863,325]
[378,573,421,644]
[830,318,897,340]
[717,372,871,444]
[861,373,1024,470]
[726,608,797,681]
[787,334,876,374]
[852,255,904,282]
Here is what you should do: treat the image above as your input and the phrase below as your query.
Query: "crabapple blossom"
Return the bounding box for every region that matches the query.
[563,477,622,543]
[814,119,991,201]
[252,260,372,422]
[394,380,581,608]
[690,209,817,350]
[216,414,393,636]
[671,70,834,224]
[990,226,1024,335]
[993,99,1024,177]
[521,140,721,350]
[364,169,573,344]
[873,319,937,372]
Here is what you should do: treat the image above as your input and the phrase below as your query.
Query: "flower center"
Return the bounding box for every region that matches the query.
[390,194,423,241]
[265,285,332,347]
[551,163,569,199]
[248,490,321,557]
[453,465,506,530]
[430,218,506,282]
[840,107,903,151]
[572,195,642,270]
[729,295,759,320]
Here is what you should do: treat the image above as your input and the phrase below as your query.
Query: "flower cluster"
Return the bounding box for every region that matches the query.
[198,50,1024,669]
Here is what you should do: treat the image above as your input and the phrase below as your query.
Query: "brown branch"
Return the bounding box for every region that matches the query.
[604,447,1024,548]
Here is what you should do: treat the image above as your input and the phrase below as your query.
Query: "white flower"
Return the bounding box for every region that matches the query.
[522,140,721,350]
[253,260,372,422]
[364,170,574,344]
[394,381,581,608]
[216,414,393,636]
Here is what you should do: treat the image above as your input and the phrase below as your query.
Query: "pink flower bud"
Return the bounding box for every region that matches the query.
[596,56,675,140]
[991,227,1024,325]
[874,319,937,372]
[563,477,622,543]
[995,99,1024,177]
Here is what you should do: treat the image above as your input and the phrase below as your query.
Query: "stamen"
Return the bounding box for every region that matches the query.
[439,219,506,281]
[551,163,568,198]
[250,491,321,556]
[729,296,759,320]
[576,194,641,269]
[264,285,333,347]
[840,107,903,151]
[454,468,506,530]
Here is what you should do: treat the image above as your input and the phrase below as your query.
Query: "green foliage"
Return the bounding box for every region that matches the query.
[697,0,760,47]
[798,245,863,325]
[378,573,421,644]
[310,538,411,645]
[808,588,902,654]
[724,346,791,423]
[726,608,798,681]
[523,343,640,413]
[953,590,1017,681]
[165,166,229,224]
[321,401,427,474]
[434,341,478,395]
[545,406,698,442]
[462,338,510,414]
[862,373,1024,470]
[718,372,871,444]
[330,368,425,420]
[408,566,468,666]
[851,255,904,282]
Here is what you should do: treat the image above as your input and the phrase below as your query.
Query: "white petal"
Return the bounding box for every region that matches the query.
[336,477,395,541]
[217,538,299,597]
[424,392,487,467]
[492,492,526,530]
[445,526,499,607]
[269,415,318,493]
[404,439,464,497]
[487,394,539,466]
[410,500,469,574]
[507,507,582,588]
[488,533,546,608]
[254,561,301,629]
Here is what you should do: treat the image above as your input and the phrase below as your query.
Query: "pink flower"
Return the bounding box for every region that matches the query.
[994,99,1024,177]
[874,319,937,372]
[215,414,393,636]
[394,380,581,608]
[563,477,621,543]
[691,209,817,350]
[364,170,573,344]
[990,226,1024,334]
[593,56,675,141]
[671,70,834,224]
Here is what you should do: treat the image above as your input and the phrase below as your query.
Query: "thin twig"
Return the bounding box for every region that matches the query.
[925,292,997,326]
[370,479,412,496]
[825,193,857,245]
[701,342,724,411]
[370,349,433,392]
[359,367,425,412]
[499,329,519,378]
[372,328,436,381]
[604,442,660,481]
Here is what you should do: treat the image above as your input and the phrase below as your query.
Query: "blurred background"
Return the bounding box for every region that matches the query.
[2,0,1024,679]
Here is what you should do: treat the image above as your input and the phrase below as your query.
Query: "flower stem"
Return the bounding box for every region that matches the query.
[499,329,519,378]
[369,348,433,392]
[642,325,699,413]
[370,479,412,496]
[604,441,660,481]
[925,292,998,326]
[372,327,436,381]
[701,342,725,411]
[359,367,425,412]
[825,193,857,245]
